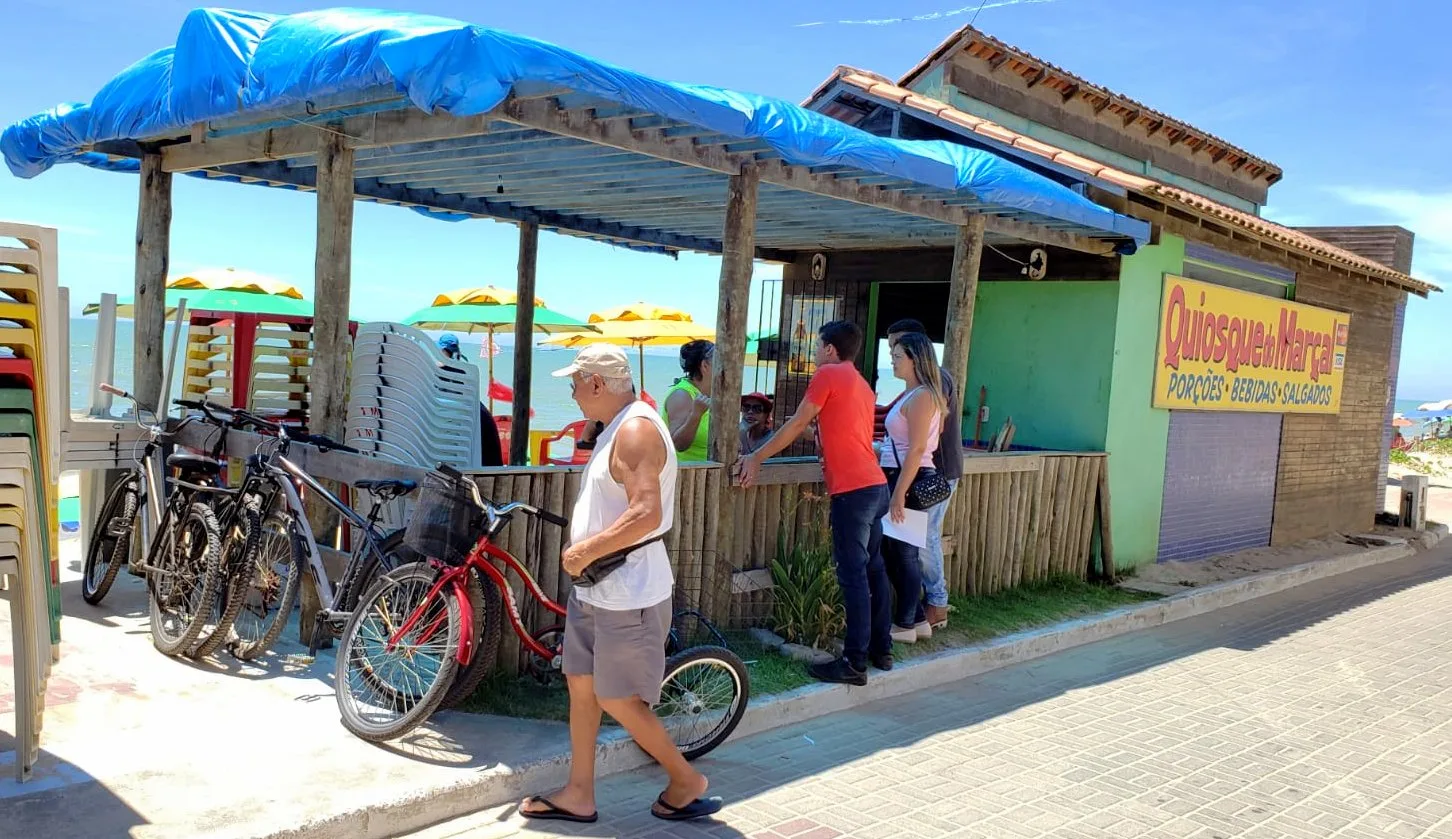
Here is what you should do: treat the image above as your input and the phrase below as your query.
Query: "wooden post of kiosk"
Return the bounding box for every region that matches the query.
[134,153,172,414]
[942,215,986,431]
[300,127,356,647]
[708,165,759,623]
[510,222,539,466]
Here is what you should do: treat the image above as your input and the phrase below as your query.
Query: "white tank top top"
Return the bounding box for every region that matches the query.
[880,387,941,470]
[570,400,677,610]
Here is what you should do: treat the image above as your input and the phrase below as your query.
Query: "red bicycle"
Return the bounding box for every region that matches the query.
[335,465,750,757]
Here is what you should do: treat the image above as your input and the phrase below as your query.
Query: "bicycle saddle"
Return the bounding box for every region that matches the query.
[355,478,418,497]
[166,452,221,474]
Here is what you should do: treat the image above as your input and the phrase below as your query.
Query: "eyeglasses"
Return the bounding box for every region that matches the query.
[742,403,767,414]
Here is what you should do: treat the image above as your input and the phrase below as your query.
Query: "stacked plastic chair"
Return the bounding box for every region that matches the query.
[0,222,63,782]
[346,323,482,469]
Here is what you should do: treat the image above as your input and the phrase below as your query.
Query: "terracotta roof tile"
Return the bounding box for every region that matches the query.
[1047,150,1105,178]
[812,70,1436,295]
[897,25,1281,183]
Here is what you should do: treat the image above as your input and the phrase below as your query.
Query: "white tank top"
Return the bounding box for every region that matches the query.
[569,400,677,610]
[880,387,941,470]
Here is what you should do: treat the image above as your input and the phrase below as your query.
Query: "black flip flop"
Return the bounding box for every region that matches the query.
[651,793,724,821]
[519,796,599,824]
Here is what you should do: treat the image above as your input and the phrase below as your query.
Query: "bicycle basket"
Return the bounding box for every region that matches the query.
[403,470,481,565]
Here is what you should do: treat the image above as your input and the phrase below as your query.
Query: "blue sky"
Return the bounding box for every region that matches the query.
[2,0,1448,398]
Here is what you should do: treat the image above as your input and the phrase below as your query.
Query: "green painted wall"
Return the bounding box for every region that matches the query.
[963,282,1119,452]
[1104,235,1185,567]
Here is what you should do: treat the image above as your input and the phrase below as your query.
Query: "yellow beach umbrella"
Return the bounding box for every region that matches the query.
[543,302,714,391]
[430,285,549,308]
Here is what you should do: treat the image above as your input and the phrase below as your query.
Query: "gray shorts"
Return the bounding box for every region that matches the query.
[562,592,673,705]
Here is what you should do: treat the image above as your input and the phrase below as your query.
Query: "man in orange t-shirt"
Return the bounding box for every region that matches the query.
[738,321,892,685]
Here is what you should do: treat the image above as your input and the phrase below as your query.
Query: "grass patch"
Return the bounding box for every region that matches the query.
[457,669,572,722]
[457,576,1158,722]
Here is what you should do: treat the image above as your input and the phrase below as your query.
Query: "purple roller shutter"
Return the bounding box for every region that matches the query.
[1157,410,1282,562]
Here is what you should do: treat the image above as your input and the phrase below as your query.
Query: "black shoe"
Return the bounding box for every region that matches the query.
[869,653,893,672]
[809,657,867,686]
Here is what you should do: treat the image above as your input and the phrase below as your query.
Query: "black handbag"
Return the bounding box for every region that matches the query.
[890,434,953,511]
[572,535,665,587]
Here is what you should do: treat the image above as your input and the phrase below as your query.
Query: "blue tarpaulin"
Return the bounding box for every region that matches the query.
[1,7,1148,247]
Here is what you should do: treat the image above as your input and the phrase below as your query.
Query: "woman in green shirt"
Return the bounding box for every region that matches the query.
[662,340,714,462]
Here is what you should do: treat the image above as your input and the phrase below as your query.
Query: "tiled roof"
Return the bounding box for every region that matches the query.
[805,68,1437,296]
[897,25,1281,186]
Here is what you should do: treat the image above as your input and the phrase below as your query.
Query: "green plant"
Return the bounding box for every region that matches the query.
[768,498,844,649]
[1390,449,1418,468]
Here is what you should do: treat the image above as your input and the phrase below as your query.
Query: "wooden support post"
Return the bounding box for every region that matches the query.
[942,215,986,428]
[510,222,539,466]
[310,128,355,438]
[133,153,172,413]
[710,166,759,588]
[708,165,759,468]
[302,128,355,647]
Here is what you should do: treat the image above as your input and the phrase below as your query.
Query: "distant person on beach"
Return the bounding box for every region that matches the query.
[737,321,892,686]
[882,319,962,631]
[739,392,773,456]
[436,333,504,467]
[520,343,722,825]
[662,340,714,462]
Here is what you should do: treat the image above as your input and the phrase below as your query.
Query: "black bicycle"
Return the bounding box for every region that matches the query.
[178,401,420,661]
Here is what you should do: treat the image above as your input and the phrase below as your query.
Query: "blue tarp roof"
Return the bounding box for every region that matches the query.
[1,7,1149,252]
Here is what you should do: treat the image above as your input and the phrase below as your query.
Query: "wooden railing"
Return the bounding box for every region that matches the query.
[169,425,1108,670]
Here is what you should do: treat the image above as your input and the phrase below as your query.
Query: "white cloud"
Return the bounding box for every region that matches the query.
[796,0,1060,28]
[1326,188,1452,283]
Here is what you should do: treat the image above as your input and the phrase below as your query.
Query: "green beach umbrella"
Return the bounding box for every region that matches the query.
[83,267,312,318]
[404,286,598,409]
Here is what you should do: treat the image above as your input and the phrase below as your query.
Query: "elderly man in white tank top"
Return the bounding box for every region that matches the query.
[519,344,723,825]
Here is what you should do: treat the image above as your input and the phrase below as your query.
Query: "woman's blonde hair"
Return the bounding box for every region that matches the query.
[893,332,947,418]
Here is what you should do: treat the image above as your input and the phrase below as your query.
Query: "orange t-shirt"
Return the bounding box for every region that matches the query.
[804,362,887,496]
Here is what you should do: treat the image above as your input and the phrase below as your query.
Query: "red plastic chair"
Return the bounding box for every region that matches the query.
[537,420,591,466]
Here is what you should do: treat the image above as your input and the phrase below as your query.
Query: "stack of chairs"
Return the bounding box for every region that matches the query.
[346,323,482,469]
[0,222,64,782]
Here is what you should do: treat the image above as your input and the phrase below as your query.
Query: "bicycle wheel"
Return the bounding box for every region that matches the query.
[337,529,416,616]
[148,502,225,657]
[192,495,263,658]
[336,561,460,742]
[228,509,302,661]
[82,475,138,606]
[441,567,503,709]
[655,646,751,761]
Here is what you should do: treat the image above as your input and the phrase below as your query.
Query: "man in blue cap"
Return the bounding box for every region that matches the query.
[437,332,464,360]
[436,333,504,466]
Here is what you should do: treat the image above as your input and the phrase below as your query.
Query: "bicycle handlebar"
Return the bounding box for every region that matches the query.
[436,462,569,528]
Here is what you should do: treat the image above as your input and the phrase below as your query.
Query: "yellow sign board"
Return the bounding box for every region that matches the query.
[1152,276,1350,414]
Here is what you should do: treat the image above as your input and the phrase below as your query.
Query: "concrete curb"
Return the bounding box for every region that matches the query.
[285,524,1450,839]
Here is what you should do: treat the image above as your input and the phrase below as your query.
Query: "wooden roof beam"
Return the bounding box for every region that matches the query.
[498,97,1118,255]
[157,97,1123,256]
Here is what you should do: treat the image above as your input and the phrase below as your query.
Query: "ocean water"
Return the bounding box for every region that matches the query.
[1395,398,1451,436]
[67,318,787,432]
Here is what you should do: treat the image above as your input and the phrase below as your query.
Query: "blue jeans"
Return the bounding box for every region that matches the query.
[920,479,958,609]
[828,484,893,668]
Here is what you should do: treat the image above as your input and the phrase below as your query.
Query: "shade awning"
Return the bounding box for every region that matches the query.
[2,7,1151,258]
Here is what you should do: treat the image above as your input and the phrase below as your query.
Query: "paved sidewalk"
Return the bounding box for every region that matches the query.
[409,541,1452,839]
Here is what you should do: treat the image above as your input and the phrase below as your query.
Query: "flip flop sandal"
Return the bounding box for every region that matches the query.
[519,796,599,824]
[651,793,724,821]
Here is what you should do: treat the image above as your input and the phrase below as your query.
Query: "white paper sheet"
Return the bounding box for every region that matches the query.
[882,507,929,548]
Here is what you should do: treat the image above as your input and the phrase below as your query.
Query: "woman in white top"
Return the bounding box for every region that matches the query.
[880,332,946,644]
